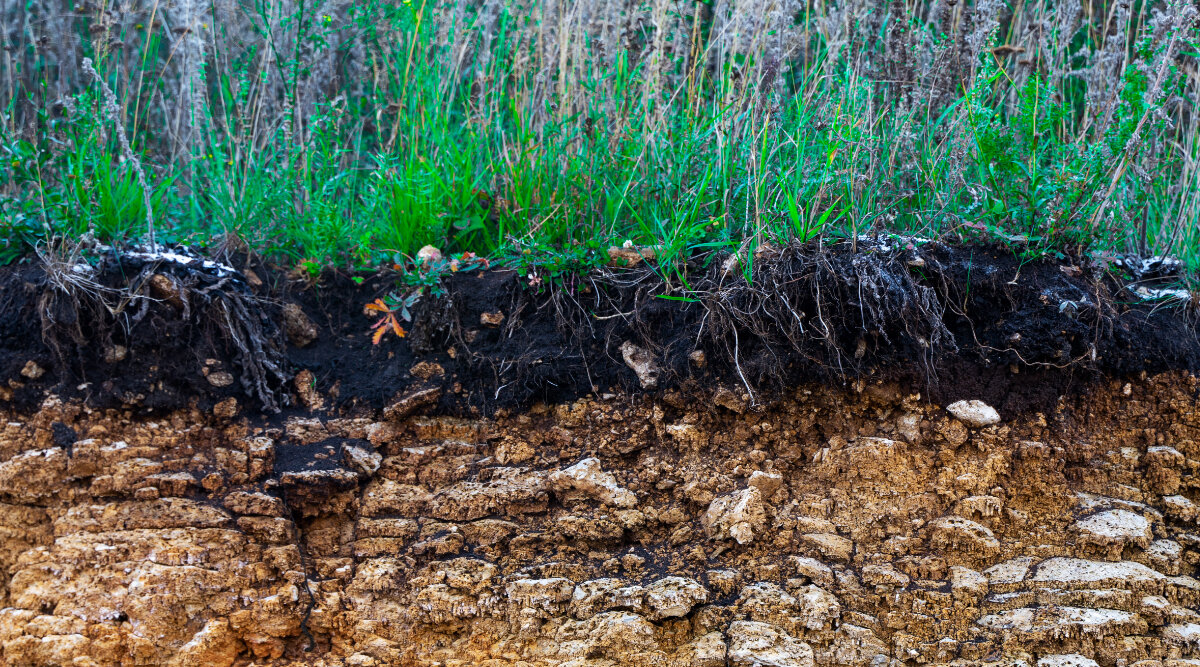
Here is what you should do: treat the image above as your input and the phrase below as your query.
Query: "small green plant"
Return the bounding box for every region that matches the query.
[296,258,323,281]
[366,294,417,344]
[503,239,609,291]
[399,249,491,292]
[366,249,492,343]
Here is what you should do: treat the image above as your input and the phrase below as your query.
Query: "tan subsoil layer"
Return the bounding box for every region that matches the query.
[1,374,1199,666]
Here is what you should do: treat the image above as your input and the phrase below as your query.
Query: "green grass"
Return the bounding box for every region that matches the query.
[1,0,1198,279]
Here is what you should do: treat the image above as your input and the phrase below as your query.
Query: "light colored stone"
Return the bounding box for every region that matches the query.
[674,631,727,667]
[977,606,1142,634]
[549,458,637,508]
[799,533,853,562]
[342,443,382,476]
[506,577,575,617]
[748,470,783,496]
[703,487,768,544]
[727,621,815,667]
[569,579,637,619]
[207,370,235,387]
[557,611,657,659]
[1073,509,1152,551]
[170,620,243,667]
[794,585,841,631]
[787,557,835,589]
[619,341,660,389]
[428,467,548,520]
[985,556,1038,586]
[946,399,1001,427]
[1146,539,1184,575]
[1164,495,1198,523]
[644,576,708,620]
[1030,558,1165,586]
[861,563,909,588]
[1164,623,1200,648]
[1037,655,1100,667]
[949,565,988,601]
[929,516,999,554]
[896,413,922,442]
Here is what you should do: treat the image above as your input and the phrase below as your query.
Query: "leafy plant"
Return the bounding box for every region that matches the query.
[365,294,416,344]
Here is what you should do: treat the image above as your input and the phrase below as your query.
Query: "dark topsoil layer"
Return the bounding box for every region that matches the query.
[1,241,1197,420]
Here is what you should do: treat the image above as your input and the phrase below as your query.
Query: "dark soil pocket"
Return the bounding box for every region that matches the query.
[2,241,1197,420]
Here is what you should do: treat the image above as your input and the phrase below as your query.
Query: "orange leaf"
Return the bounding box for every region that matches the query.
[391,318,406,338]
[372,325,387,345]
[364,298,390,313]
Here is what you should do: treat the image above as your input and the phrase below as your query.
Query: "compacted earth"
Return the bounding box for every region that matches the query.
[1,242,1199,666]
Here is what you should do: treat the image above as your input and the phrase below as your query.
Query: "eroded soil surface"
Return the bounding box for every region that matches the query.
[1,372,1199,666]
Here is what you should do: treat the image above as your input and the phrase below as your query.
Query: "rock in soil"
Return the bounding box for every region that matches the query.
[620,341,660,389]
[946,399,1001,427]
[281,302,318,348]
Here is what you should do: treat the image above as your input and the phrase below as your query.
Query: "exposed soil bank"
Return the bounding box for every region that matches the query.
[1,372,1199,666]
[2,243,1199,665]
[1,241,1198,420]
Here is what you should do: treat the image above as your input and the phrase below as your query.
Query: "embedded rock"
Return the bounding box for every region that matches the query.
[946,399,1001,427]
[342,442,382,476]
[788,557,836,589]
[428,467,548,520]
[506,577,575,617]
[280,303,318,348]
[799,532,854,562]
[929,515,1000,555]
[727,621,815,667]
[619,341,660,389]
[673,631,727,667]
[1038,655,1100,667]
[1073,508,1153,554]
[748,470,784,496]
[549,457,638,508]
[644,576,708,619]
[861,563,910,588]
[1030,557,1166,587]
[949,565,989,601]
[702,487,768,544]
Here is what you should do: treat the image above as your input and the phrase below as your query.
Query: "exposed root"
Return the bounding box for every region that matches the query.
[35,239,151,376]
[688,242,953,393]
[34,242,290,412]
[442,238,1195,413]
[211,294,290,412]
